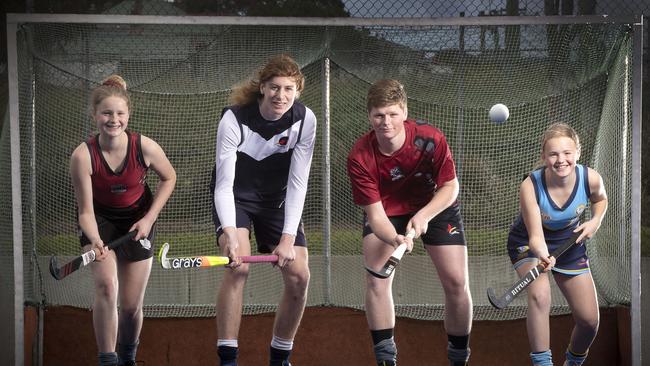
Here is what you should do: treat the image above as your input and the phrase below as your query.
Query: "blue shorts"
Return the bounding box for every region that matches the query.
[507,226,590,276]
[212,199,307,254]
[362,203,466,246]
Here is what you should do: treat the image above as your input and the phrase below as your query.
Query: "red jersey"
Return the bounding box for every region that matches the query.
[86,130,149,210]
[347,119,457,216]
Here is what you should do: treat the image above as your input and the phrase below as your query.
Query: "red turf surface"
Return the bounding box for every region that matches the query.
[33,305,630,365]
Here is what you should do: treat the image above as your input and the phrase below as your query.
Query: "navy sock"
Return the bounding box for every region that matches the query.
[98,352,119,366]
[117,341,139,363]
[218,345,238,363]
[371,328,394,345]
[270,346,291,365]
[371,328,397,364]
[447,334,470,350]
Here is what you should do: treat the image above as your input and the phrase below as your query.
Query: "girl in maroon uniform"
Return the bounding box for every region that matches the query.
[347,79,472,366]
[70,75,176,366]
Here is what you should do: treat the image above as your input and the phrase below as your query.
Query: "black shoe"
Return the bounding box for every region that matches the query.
[378,361,396,366]
[270,361,291,366]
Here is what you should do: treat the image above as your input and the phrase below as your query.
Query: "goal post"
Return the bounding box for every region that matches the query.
[3,13,643,365]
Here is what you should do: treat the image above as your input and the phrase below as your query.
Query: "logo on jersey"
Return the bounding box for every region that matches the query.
[390,166,404,181]
[540,211,551,222]
[414,137,435,153]
[110,184,127,194]
[277,136,289,146]
[575,204,586,216]
[447,224,460,235]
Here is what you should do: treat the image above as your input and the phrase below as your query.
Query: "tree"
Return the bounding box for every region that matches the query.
[180,0,349,17]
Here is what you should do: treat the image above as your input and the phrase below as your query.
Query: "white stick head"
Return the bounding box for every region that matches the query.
[158,242,171,269]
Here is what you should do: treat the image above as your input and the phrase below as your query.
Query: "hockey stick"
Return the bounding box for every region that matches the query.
[49,230,144,280]
[365,229,416,279]
[158,242,278,269]
[487,229,583,309]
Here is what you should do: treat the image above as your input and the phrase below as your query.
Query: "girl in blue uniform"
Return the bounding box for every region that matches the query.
[507,123,607,366]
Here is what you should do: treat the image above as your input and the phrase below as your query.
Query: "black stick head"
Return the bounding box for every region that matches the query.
[49,256,62,280]
[365,258,399,279]
[365,266,391,279]
[486,287,509,309]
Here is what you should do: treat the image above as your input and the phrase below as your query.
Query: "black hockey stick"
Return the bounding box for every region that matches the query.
[365,229,416,279]
[49,231,141,280]
[487,229,583,309]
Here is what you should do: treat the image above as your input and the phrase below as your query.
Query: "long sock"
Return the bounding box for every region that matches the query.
[371,328,397,364]
[217,339,239,366]
[447,334,470,365]
[117,340,139,364]
[270,335,293,366]
[564,348,588,366]
[98,352,119,366]
[530,350,553,366]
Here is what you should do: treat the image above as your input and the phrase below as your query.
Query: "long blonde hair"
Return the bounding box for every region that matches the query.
[228,54,304,106]
[89,75,130,115]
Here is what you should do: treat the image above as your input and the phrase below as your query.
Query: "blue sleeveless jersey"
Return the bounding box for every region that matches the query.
[530,164,590,231]
[507,164,592,275]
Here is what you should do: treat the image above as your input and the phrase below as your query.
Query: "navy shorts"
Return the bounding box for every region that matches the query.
[362,203,466,246]
[79,214,155,262]
[507,226,590,276]
[212,199,307,254]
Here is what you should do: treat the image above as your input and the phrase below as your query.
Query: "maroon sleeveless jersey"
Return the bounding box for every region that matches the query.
[86,130,149,210]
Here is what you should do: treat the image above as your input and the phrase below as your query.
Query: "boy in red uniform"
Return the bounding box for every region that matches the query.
[347,79,472,366]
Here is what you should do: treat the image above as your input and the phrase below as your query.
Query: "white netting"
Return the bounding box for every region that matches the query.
[2,17,637,320]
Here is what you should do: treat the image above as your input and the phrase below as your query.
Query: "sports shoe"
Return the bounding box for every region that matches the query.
[119,361,144,366]
[377,361,396,366]
[270,361,291,366]
[449,361,469,366]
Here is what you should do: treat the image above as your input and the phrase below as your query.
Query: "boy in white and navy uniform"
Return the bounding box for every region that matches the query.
[211,101,315,252]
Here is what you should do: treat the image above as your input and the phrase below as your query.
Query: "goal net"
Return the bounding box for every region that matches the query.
[1,15,640,321]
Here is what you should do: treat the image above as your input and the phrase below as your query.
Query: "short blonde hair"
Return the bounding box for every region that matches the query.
[367,79,407,112]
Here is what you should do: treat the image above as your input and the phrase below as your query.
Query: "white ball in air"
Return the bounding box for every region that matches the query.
[489,103,509,123]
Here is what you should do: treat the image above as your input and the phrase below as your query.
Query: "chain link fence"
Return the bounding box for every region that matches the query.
[4,0,649,17]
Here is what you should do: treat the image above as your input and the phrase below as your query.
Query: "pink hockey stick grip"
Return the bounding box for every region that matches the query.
[239,255,279,263]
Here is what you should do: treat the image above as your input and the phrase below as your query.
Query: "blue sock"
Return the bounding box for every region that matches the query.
[530,350,553,366]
